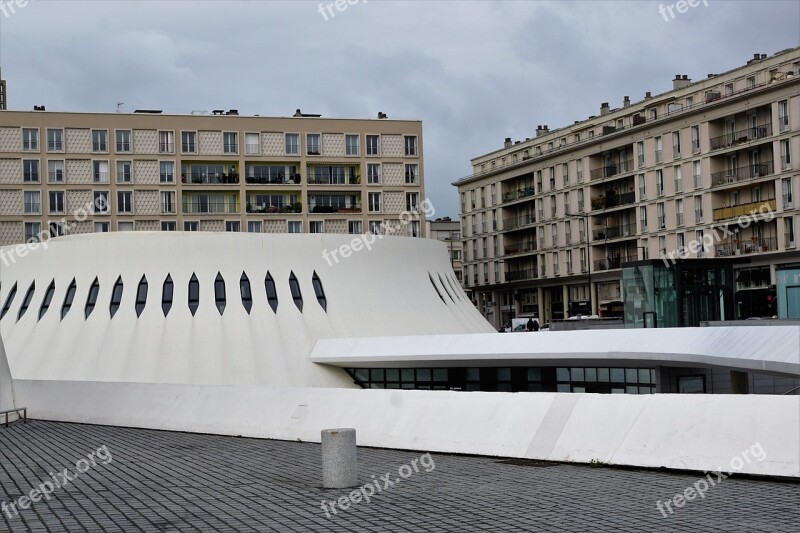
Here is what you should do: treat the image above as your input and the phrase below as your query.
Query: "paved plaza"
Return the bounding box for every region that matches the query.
[0,420,797,532]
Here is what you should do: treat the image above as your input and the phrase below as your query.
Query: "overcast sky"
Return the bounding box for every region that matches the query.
[0,0,798,218]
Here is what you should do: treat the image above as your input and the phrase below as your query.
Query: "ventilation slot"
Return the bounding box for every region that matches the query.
[85,277,99,318]
[61,278,76,320]
[162,275,174,316]
[429,274,446,304]
[312,271,327,311]
[109,276,123,318]
[288,271,303,311]
[438,274,456,303]
[214,273,226,315]
[135,275,148,317]
[38,280,55,320]
[17,281,35,320]
[0,283,17,320]
[240,273,252,314]
[188,274,199,316]
[265,272,278,313]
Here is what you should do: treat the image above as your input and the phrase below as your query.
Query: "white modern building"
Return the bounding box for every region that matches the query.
[0,232,797,477]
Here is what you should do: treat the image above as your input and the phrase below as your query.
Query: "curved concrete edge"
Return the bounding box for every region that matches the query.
[0,333,15,411]
[13,380,799,478]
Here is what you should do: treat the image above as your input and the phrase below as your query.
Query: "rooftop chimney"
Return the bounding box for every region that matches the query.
[377,111,388,119]
[536,125,549,137]
[600,102,610,116]
[504,137,512,148]
[645,91,652,100]
[623,96,630,108]
[673,75,692,90]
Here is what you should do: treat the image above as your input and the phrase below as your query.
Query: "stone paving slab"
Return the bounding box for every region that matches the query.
[0,420,797,532]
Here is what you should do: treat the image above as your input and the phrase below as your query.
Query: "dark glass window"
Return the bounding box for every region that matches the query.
[311,271,327,311]
[265,272,278,313]
[288,272,303,311]
[240,273,252,314]
[109,276,123,318]
[0,283,17,320]
[61,278,76,320]
[214,273,226,315]
[429,274,445,303]
[135,275,148,317]
[38,280,55,320]
[162,275,173,316]
[17,281,36,320]
[85,277,99,318]
[188,273,199,316]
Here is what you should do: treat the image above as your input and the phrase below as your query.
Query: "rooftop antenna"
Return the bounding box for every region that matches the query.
[116,102,124,113]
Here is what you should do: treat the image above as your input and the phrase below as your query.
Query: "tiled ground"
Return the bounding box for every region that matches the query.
[0,420,797,532]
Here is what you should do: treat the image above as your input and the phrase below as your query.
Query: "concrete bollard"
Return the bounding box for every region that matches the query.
[321,428,357,488]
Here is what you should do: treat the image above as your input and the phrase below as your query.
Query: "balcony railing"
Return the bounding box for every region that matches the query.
[183,172,240,185]
[715,237,778,257]
[182,200,240,215]
[594,255,637,271]
[246,203,302,214]
[709,123,772,151]
[504,240,537,256]
[308,176,360,185]
[503,213,536,231]
[590,191,636,210]
[592,224,636,240]
[711,160,774,187]
[502,187,535,203]
[712,199,776,222]
[590,159,633,181]
[309,205,362,214]
[246,174,301,185]
[506,269,538,282]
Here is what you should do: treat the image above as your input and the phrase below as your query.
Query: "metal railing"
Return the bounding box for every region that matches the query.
[590,191,636,210]
[182,201,240,214]
[712,198,776,221]
[709,123,772,151]
[592,224,636,240]
[504,239,537,255]
[590,159,633,181]
[711,161,774,187]
[502,187,535,203]
[503,213,536,231]
[506,269,537,281]
[715,237,778,256]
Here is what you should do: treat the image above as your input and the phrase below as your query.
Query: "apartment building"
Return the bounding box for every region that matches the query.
[454,48,800,328]
[425,217,464,285]
[0,108,425,244]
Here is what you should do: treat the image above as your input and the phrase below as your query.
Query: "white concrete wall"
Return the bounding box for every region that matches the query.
[0,333,14,411]
[15,380,799,478]
[0,233,493,388]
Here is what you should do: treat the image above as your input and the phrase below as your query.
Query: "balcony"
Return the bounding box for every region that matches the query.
[711,160,774,187]
[709,124,772,151]
[181,193,240,215]
[504,239,537,256]
[307,166,360,185]
[308,193,362,214]
[502,186,536,203]
[712,199,776,222]
[590,191,636,210]
[507,269,538,282]
[183,171,240,185]
[592,224,636,241]
[246,203,302,215]
[503,213,536,231]
[594,255,637,271]
[590,159,633,181]
[715,237,778,257]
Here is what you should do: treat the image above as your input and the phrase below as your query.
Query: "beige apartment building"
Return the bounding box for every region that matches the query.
[425,217,464,285]
[0,108,425,244]
[454,47,800,328]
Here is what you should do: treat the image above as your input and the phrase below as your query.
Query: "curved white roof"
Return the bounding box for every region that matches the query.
[0,233,493,388]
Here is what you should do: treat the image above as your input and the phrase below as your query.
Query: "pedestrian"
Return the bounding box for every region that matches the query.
[526,317,534,331]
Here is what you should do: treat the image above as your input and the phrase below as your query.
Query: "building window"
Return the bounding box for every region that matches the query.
[49,222,66,237]
[640,206,648,232]
[93,160,109,183]
[23,160,39,182]
[214,273,226,315]
[367,163,381,184]
[405,164,418,184]
[309,221,324,234]
[576,158,583,182]
[223,132,238,154]
[161,191,175,214]
[24,222,41,243]
[285,133,299,155]
[656,169,664,196]
[116,130,131,153]
[783,177,793,208]
[348,220,362,234]
[159,131,174,153]
[116,161,132,183]
[161,221,177,231]
[135,276,148,317]
[181,131,197,153]
[312,271,327,311]
[694,195,703,223]
[22,128,38,151]
[366,135,380,156]
[785,217,795,247]
[779,100,789,131]
[654,136,663,163]
[118,221,134,231]
[184,221,198,231]
[48,191,64,214]
[93,191,110,214]
[288,271,303,311]
[674,165,683,193]
[48,160,64,183]
[248,221,262,233]
[240,273,253,314]
[345,134,359,156]
[636,141,645,167]
[47,129,63,152]
[0,283,17,320]
[188,274,199,316]
[118,191,133,214]
[92,130,108,152]
[160,161,175,183]
[406,192,419,212]
[672,131,681,159]
[404,136,418,157]
[368,192,382,213]
[691,125,700,153]
[265,272,278,312]
[657,202,665,229]
[369,221,383,235]
[287,221,302,233]
[225,221,240,232]
[245,132,259,155]
[60,278,76,320]
[781,139,792,170]
[161,275,174,316]
[306,133,320,155]
[693,160,701,189]
[84,277,100,318]
[23,191,40,214]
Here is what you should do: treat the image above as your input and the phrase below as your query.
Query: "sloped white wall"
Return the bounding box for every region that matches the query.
[0,333,13,411]
[0,233,493,388]
[15,380,799,478]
